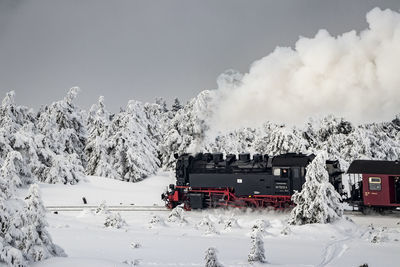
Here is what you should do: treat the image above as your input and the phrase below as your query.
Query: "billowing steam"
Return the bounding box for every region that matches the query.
[211,7,400,131]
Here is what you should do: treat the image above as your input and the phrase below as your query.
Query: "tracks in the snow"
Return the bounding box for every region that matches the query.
[46,205,169,212]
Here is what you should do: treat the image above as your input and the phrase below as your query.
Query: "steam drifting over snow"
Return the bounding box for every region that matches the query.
[211,7,400,130]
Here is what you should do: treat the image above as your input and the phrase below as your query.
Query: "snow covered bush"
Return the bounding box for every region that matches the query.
[363,224,389,243]
[288,152,343,225]
[204,247,223,267]
[196,216,219,235]
[130,242,141,249]
[248,226,267,264]
[280,225,292,236]
[167,206,187,224]
[148,215,165,228]
[104,212,127,229]
[95,201,110,215]
[223,216,240,231]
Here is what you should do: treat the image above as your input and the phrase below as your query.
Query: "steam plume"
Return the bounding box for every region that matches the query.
[211,8,400,131]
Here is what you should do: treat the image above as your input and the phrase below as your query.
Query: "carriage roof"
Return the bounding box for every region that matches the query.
[347,160,400,175]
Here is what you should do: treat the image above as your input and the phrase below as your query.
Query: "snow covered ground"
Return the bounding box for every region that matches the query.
[31,172,400,267]
[26,172,175,207]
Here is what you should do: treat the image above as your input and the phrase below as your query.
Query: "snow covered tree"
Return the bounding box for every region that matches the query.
[85,96,116,178]
[202,127,258,155]
[155,97,168,113]
[0,184,65,266]
[0,197,27,266]
[104,100,161,182]
[204,247,223,267]
[35,87,86,184]
[0,91,38,185]
[161,90,216,169]
[37,87,86,161]
[85,96,165,182]
[288,152,343,225]
[254,123,307,156]
[23,184,65,262]
[171,98,183,113]
[248,226,266,264]
[0,151,24,199]
[250,219,269,235]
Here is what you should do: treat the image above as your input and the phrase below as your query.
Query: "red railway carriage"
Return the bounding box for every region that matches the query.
[347,160,400,212]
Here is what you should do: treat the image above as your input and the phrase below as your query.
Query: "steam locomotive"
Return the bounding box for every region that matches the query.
[162,152,344,210]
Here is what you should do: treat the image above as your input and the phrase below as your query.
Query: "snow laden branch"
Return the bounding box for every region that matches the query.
[288,152,343,225]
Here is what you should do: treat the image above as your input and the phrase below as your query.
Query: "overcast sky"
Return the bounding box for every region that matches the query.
[1,0,400,112]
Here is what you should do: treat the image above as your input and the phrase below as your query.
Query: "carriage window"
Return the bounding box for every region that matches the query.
[273,168,281,176]
[369,177,381,191]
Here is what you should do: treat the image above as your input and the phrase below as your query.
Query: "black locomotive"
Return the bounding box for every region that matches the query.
[162,152,344,210]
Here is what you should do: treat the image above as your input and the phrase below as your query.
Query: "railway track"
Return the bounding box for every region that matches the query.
[46,205,169,212]
[45,206,400,217]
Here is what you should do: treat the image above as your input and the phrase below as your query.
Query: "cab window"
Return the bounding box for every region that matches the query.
[368,177,381,191]
[273,168,281,176]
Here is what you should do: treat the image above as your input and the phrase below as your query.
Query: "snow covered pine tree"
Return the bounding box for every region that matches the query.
[0,184,64,266]
[248,226,267,264]
[105,100,161,182]
[36,87,86,184]
[288,152,343,225]
[85,96,117,178]
[204,247,223,267]
[23,184,65,262]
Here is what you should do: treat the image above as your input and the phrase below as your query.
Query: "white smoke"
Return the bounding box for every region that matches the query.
[211,7,400,131]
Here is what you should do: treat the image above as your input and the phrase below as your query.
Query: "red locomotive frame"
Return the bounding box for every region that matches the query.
[165,186,293,210]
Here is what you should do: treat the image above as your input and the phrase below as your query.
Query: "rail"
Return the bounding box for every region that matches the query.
[45,205,169,212]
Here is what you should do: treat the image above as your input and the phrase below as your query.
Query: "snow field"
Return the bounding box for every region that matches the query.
[25,173,175,206]
[33,173,400,267]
